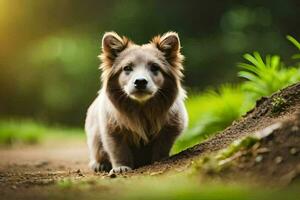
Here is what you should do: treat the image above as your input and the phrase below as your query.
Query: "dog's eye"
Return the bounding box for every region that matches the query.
[150,63,160,73]
[123,65,133,72]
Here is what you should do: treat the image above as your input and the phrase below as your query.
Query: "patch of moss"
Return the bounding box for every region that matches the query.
[271,96,287,113]
[217,136,258,160]
[57,179,74,189]
[195,135,259,173]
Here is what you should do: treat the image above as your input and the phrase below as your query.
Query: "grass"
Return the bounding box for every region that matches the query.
[53,173,300,200]
[0,120,45,145]
[0,119,84,146]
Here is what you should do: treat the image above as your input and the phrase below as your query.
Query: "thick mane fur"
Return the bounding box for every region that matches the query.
[105,70,180,144]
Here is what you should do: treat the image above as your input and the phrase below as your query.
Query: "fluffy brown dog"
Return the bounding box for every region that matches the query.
[85,32,188,174]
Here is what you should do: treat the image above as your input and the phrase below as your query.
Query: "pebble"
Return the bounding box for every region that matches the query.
[109,173,117,178]
[275,156,283,164]
[255,155,263,163]
[74,169,84,176]
[78,172,84,177]
[35,161,49,168]
[291,125,299,131]
[290,148,297,155]
[256,147,270,154]
[11,185,17,190]
[150,171,163,176]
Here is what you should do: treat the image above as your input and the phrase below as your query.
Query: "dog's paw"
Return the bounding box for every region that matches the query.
[109,166,132,175]
[89,160,112,172]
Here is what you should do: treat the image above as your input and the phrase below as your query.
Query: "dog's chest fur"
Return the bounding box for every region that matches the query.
[105,98,180,145]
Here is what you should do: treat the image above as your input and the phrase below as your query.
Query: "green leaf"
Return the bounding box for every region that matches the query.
[287,35,300,50]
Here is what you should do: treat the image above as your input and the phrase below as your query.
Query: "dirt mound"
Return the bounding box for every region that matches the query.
[198,112,300,185]
[136,82,300,175]
[218,113,300,185]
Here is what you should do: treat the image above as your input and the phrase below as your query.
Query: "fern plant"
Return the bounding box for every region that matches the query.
[238,51,300,100]
[287,35,300,70]
[287,35,300,60]
[238,36,300,100]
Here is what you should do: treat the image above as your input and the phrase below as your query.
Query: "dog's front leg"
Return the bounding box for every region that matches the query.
[104,132,134,174]
[151,125,181,162]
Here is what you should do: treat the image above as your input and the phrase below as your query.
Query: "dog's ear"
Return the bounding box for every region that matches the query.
[152,32,182,65]
[101,32,130,62]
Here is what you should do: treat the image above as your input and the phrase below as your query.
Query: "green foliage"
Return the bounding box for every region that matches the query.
[0,120,45,145]
[216,136,258,161]
[0,120,84,146]
[287,35,300,59]
[172,85,253,154]
[196,136,259,174]
[238,52,300,100]
[287,35,300,50]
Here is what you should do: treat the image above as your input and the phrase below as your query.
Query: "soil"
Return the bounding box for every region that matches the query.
[0,82,299,197]
[217,113,300,185]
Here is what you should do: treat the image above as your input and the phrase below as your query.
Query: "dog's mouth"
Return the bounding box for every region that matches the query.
[129,90,154,102]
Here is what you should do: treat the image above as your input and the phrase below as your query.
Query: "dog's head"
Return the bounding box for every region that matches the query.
[99,32,184,103]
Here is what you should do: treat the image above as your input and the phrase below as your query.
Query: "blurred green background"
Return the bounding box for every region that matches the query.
[0,0,300,127]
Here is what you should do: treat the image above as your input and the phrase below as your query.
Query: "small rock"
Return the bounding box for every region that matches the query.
[290,148,297,155]
[150,171,163,176]
[256,147,270,154]
[11,185,17,190]
[255,155,263,163]
[73,169,84,176]
[291,125,299,132]
[78,172,84,177]
[109,173,117,178]
[275,156,283,164]
[35,161,49,168]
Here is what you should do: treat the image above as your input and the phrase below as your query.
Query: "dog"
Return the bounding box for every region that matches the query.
[85,31,188,174]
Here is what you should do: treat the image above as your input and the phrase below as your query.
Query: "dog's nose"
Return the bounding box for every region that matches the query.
[134,78,148,90]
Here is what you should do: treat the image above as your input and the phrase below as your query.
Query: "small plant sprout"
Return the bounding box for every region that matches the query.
[271,96,287,113]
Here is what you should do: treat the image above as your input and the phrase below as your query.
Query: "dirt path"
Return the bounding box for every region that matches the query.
[0,83,299,192]
[0,139,92,187]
